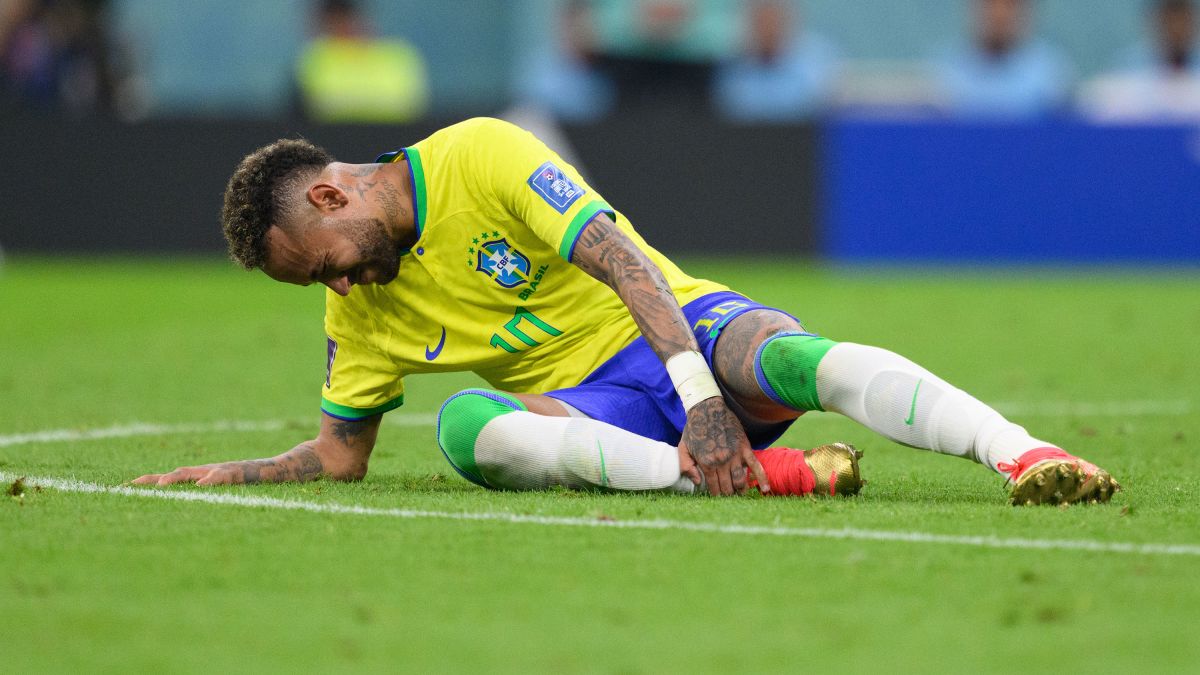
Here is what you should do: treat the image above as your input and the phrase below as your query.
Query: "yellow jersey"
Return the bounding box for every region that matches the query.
[321,117,726,420]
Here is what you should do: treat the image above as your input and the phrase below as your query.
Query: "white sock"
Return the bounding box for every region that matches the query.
[815,343,1055,473]
[473,411,696,493]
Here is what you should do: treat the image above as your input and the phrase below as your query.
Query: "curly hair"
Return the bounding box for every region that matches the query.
[221,139,335,269]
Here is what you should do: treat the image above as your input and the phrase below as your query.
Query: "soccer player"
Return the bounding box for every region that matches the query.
[133,118,1119,505]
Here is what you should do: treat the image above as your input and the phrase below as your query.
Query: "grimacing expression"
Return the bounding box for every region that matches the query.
[263,217,402,296]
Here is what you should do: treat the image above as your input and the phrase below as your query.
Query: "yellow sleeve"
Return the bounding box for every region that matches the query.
[469,118,615,261]
[321,304,405,420]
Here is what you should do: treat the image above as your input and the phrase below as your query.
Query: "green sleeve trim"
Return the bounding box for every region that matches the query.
[320,395,405,420]
[404,147,428,238]
[558,200,613,261]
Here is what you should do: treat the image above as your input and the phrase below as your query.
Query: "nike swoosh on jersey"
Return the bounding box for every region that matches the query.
[425,326,447,361]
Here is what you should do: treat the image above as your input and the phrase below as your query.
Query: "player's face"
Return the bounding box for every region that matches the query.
[262,217,402,296]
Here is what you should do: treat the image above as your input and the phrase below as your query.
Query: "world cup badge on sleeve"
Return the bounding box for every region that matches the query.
[527,161,586,214]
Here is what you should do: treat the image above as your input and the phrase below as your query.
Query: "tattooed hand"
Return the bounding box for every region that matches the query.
[682,397,768,496]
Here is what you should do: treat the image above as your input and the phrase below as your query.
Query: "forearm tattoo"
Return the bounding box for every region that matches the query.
[226,442,325,484]
[573,216,696,360]
[573,215,753,482]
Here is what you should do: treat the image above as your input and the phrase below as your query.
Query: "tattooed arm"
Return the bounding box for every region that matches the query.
[130,413,380,486]
[570,213,769,496]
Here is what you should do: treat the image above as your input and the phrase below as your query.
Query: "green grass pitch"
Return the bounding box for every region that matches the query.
[1,257,1198,673]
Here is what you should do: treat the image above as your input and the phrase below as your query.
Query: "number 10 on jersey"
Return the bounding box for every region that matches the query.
[490,307,563,353]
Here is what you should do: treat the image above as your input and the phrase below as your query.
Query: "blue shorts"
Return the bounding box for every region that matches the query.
[546,291,798,449]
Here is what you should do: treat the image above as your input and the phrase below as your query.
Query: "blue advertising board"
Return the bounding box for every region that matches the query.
[824,118,1200,263]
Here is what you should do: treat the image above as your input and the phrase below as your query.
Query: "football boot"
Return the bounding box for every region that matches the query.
[751,442,865,497]
[1001,447,1121,506]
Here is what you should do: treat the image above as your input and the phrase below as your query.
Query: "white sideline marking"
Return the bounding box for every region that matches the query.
[0,400,1189,449]
[0,415,438,448]
[4,472,1198,558]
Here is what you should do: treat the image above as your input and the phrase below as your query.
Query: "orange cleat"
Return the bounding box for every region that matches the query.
[1000,447,1121,506]
[752,442,865,497]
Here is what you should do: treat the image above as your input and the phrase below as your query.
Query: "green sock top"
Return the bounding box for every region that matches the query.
[437,389,526,487]
[755,333,837,412]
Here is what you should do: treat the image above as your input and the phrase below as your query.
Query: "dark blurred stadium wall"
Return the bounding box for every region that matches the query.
[0,112,819,255]
[5,113,1200,261]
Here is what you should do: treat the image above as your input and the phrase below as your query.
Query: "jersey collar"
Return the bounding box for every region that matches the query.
[375,147,427,251]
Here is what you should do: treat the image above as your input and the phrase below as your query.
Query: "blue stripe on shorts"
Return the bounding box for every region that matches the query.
[545,291,798,449]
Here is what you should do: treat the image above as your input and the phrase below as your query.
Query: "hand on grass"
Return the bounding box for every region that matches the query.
[130,444,327,486]
[131,463,249,486]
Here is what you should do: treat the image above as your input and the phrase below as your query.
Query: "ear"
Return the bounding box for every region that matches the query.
[307,182,349,212]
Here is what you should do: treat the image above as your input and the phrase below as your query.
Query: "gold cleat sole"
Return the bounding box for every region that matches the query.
[1009,460,1122,506]
[804,442,866,497]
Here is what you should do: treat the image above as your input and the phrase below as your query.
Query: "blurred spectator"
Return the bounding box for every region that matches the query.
[511,0,615,122]
[0,0,126,115]
[294,0,429,123]
[712,0,838,122]
[586,0,737,113]
[593,0,733,60]
[931,0,1072,118]
[1079,0,1200,122]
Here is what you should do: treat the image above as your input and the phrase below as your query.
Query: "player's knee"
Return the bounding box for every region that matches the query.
[436,389,525,487]
[754,332,838,412]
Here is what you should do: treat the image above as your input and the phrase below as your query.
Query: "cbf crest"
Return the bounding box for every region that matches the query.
[470,233,531,289]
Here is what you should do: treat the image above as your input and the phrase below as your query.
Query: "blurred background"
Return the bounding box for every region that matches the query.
[2,0,1199,262]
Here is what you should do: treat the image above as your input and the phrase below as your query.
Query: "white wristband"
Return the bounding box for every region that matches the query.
[665,351,722,411]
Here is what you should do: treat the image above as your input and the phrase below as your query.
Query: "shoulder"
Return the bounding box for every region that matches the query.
[438,117,528,142]
[413,117,517,151]
[419,117,536,165]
